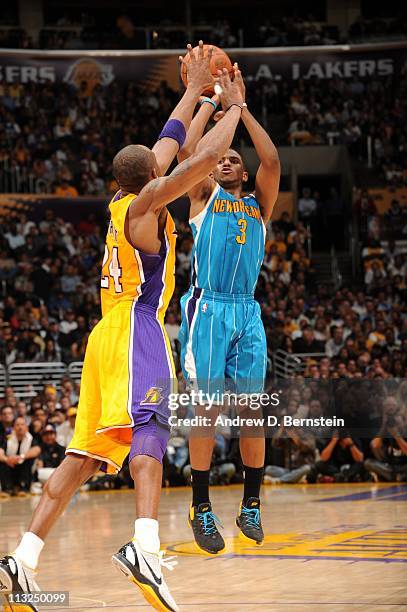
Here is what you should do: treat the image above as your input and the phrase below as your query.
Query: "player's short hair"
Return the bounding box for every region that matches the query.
[112,144,156,193]
[226,148,246,170]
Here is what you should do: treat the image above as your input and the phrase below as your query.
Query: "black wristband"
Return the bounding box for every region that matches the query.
[227,103,246,112]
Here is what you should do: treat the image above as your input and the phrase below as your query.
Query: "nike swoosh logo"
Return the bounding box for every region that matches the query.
[141,555,162,586]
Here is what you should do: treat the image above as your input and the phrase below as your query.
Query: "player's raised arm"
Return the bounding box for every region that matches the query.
[151,41,214,175]
[178,94,219,163]
[176,94,219,210]
[127,70,244,251]
[235,65,280,224]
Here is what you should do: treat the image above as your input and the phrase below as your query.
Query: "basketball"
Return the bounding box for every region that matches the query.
[180,44,233,95]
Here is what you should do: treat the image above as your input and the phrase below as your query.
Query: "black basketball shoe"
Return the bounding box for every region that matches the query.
[0,554,40,611]
[236,497,264,545]
[188,502,225,554]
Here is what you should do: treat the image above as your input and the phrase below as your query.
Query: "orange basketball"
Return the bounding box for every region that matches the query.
[180,44,233,96]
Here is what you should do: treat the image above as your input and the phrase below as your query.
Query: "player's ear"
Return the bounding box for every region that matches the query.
[152,167,159,179]
[242,170,249,183]
[209,171,214,179]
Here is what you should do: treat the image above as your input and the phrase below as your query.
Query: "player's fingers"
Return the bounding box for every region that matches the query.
[233,62,242,82]
[217,69,225,89]
[187,43,195,62]
[221,67,231,88]
[207,45,214,61]
[198,40,204,60]
[213,110,225,122]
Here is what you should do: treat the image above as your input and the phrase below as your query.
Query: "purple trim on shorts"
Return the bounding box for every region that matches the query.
[129,417,170,464]
[130,304,172,426]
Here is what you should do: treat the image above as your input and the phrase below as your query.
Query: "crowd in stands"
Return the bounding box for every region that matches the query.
[282,70,407,185]
[0,78,181,196]
[354,189,407,281]
[1,12,406,50]
[1,64,406,196]
[1,202,406,493]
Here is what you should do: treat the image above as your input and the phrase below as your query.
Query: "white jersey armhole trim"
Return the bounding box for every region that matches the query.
[189,182,219,225]
[248,191,268,237]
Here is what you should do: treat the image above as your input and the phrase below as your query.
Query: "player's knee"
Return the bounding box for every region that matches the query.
[129,419,169,467]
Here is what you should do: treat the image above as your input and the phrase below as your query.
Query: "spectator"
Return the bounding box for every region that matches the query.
[312,430,367,482]
[293,325,325,354]
[0,405,15,443]
[54,180,79,198]
[265,423,315,483]
[32,424,66,494]
[60,309,78,335]
[57,407,77,447]
[365,396,407,481]
[325,326,345,358]
[0,416,41,496]
[298,188,317,220]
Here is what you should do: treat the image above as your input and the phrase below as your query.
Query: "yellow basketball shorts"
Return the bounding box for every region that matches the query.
[67,300,176,473]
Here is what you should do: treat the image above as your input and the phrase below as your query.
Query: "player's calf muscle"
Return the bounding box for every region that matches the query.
[45,455,101,499]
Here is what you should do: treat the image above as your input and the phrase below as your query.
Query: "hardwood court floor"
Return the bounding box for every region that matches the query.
[1,483,406,611]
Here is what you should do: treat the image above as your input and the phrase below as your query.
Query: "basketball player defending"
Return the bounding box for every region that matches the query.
[178,65,280,554]
[0,52,245,612]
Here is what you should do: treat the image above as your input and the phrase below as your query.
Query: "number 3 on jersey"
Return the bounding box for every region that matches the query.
[236,218,247,245]
[101,245,123,293]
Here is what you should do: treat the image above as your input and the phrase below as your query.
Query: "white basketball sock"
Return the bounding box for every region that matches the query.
[134,518,160,554]
[14,532,44,570]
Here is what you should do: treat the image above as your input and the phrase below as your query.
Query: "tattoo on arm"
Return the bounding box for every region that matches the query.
[167,159,192,182]
[146,179,159,194]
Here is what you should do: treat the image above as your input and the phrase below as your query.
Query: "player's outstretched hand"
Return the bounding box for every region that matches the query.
[179,40,214,94]
[213,63,246,121]
[217,68,244,110]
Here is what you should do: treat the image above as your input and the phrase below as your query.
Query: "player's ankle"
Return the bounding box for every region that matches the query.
[243,465,264,503]
[14,532,44,570]
[191,468,210,507]
[134,518,160,554]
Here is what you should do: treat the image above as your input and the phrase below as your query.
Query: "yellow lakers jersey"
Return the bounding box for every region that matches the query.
[101,191,176,322]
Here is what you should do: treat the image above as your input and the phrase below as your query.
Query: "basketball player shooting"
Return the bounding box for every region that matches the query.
[0,45,245,612]
[178,64,280,554]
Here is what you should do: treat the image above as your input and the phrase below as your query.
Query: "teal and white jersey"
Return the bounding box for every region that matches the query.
[189,183,266,294]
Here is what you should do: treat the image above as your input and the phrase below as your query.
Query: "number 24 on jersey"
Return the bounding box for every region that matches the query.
[101,245,123,293]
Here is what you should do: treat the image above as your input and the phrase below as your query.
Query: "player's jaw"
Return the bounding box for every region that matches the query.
[216,173,242,190]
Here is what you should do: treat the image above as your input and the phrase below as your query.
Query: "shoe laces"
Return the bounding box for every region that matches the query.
[197,510,223,535]
[241,506,260,528]
[159,551,178,572]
